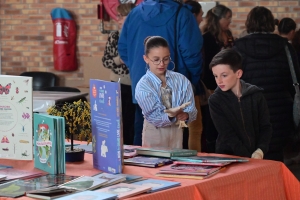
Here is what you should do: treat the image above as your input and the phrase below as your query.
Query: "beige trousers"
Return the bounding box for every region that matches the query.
[142,119,183,148]
[188,95,203,152]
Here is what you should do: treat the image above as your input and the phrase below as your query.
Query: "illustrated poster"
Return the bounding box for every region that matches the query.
[0,75,33,160]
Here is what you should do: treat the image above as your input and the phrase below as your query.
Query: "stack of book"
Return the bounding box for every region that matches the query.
[124,156,173,168]
[155,156,249,179]
[33,113,66,174]
[123,145,141,158]
[136,147,197,158]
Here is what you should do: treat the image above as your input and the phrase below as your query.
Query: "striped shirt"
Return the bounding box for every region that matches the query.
[135,70,197,127]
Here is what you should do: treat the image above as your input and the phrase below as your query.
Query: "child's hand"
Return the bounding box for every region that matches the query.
[176,112,189,121]
[251,148,264,159]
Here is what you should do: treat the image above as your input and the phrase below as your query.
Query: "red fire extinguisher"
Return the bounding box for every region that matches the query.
[51,8,77,71]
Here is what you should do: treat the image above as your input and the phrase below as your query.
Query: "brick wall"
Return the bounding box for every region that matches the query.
[0,0,300,83]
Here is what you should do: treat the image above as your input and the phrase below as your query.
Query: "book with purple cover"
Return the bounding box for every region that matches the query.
[159,163,221,176]
[95,183,151,199]
[124,156,173,168]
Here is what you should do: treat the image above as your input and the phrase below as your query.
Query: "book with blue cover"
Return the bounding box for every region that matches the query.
[90,79,123,174]
[124,156,173,168]
[92,172,126,187]
[55,190,117,200]
[58,176,109,191]
[132,179,181,193]
[33,113,65,174]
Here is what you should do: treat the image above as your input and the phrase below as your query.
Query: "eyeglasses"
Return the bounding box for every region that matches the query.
[148,56,171,65]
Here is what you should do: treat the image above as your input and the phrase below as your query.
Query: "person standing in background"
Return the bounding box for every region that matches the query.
[234,6,300,162]
[201,4,233,153]
[183,0,203,152]
[278,18,296,42]
[118,0,203,146]
[102,3,136,145]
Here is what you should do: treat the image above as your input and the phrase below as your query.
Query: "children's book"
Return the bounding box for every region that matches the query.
[0,75,33,160]
[171,156,249,163]
[92,172,126,187]
[58,176,109,191]
[132,179,181,193]
[95,183,151,199]
[25,174,80,187]
[26,186,77,200]
[123,145,141,158]
[0,175,6,181]
[55,190,118,200]
[33,113,66,174]
[124,156,173,168]
[156,168,221,180]
[159,164,221,176]
[136,147,197,158]
[0,178,59,198]
[0,168,44,181]
[0,164,13,170]
[120,174,144,183]
[174,161,231,167]
[90,79,123,174]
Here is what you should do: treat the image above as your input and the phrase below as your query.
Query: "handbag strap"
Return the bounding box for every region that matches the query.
[174,2,182,72]
[284,45,300,93]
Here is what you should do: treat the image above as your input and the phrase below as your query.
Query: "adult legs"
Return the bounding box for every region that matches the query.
[133,104,143,146]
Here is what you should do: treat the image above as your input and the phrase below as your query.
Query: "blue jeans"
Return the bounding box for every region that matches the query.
[133,104,143,146]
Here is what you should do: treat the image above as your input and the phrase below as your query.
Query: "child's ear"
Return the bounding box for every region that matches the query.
[143,55,148,64]
[236,69,243,78]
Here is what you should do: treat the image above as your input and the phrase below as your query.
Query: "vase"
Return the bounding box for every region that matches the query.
[65,147,85,162]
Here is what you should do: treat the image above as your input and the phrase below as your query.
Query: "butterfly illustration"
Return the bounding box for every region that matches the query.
[22,112,30,119]
[1,136,9,143]
[0,83,11,95]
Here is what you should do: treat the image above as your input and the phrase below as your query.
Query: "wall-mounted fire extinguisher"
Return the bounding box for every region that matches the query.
[51,8,77,71]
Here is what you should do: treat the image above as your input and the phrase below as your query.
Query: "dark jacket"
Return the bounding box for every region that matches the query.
[234,33,300,160]
[209,80,272,157]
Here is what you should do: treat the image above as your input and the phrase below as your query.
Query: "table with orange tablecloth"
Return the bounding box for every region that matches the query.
[0,153,299,200]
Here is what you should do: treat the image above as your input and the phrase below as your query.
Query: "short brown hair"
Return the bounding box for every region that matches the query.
[209,49,242,72]
[245,6,275,33]
[117,3,135,16]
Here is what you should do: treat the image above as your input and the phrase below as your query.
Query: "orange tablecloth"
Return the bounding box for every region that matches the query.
[0,153,299,200]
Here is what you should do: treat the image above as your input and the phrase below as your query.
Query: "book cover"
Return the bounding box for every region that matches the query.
[55,190,118,200]
[92,172,126,187]
[0,178,56,198]
[0,75,33,160]
[0,168,44,181]
[136,147,197,158]
[124,156,173,168]
[90,79,123,174]
[59,176,108,191]
[95,183,151,200]
[26,186,77,200]
[33,113,66,174]
[171,156,249,163]
[132,179,181,193]
[119,174,144,183]
[0,175,6,181]
[26,174,79,187]
[159,164,221,176]
[124,145,141,158]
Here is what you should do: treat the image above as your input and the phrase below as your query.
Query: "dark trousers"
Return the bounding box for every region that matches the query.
[120,84,135,145]
[133,104,143,146]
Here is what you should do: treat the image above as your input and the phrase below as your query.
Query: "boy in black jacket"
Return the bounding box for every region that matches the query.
[208,49,272,159]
